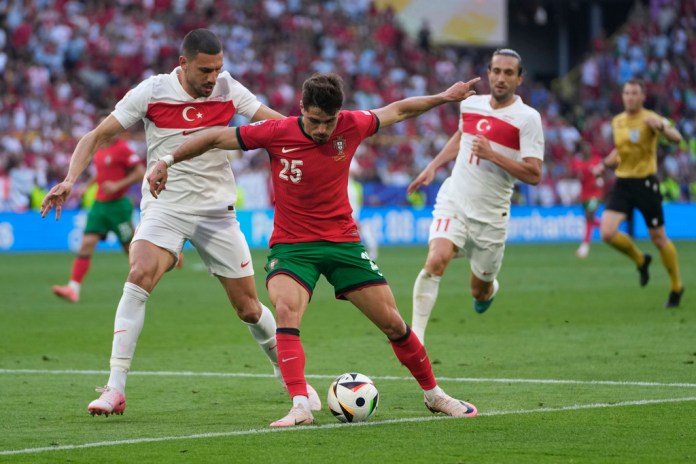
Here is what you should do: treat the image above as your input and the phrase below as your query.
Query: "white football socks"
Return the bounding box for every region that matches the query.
[245,304,282,383]
[292,394,311,410]
[68,280,81,295]
[423,385,445,402]
[108,282,149,394]
[412,269,441,344]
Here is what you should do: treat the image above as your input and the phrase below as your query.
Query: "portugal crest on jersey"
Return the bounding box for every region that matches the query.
[333,136,347,162]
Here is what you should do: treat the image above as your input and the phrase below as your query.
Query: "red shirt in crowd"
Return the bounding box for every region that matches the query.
[93,139,141,202]
[570,152,604,202]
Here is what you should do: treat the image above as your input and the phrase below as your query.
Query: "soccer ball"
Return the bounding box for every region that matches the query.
[327,373,379,423]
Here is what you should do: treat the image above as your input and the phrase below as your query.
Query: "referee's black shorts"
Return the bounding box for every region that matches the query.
[605,175,664,228]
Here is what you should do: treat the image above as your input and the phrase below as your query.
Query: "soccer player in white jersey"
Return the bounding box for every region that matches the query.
[40,29,321,416]
[408,49,545,344]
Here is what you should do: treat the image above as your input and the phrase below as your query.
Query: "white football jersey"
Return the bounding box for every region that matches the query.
[436,94,544,223]
[112,67,262,216]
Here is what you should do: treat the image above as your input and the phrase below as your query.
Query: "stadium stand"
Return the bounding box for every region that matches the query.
[0,0,694,211]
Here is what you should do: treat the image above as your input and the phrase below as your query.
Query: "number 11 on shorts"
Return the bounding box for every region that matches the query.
[435,218,450,232]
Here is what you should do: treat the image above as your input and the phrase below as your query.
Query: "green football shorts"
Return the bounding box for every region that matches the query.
[265,241,386,299]
[582,197,601,212]
[84,197,135,243]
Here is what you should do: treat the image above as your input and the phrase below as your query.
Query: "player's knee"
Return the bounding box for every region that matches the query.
[650,233,668,249]
[600,228,615,243]
[273,300,301,327]
[232,298,262,323]
[425,253,449,275]
[127,262,156,289]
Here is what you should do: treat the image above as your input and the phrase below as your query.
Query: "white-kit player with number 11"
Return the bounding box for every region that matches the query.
[408,49,545,344]
[40,29,321,416]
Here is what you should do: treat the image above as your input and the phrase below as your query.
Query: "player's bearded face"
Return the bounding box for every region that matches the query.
[180,52,224,98]
[302,106,339,144]
[488,56,522,103]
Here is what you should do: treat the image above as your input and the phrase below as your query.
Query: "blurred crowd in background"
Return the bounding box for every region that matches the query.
[1,0,695,212]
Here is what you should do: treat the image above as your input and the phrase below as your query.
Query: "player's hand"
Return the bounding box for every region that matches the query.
[471,135,494,160]
[591,163,605,177]
[101,180,118,195]
[442,77,481,102]
[407,166,436,194]
[644,115,664,132]
[40,181,74,220]
[147,160,169,199]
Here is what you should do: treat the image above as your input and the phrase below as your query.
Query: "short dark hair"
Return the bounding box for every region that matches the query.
[489,48,524,76]
[181,29,222,59]
[301,73,344,115]
[623,78,646,93]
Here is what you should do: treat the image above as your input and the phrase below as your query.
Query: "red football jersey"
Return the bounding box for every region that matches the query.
[93,139,141,201]
[570,153,604,201]
[238,110,379,246]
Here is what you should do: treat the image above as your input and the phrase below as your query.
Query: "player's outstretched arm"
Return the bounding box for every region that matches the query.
[372,78,480,128]
[148,126,240,198]
[593,148,618,177]
[407,131,462,194]
[645,115,683,144]
[251,104,285,122]
[41,115,125,220]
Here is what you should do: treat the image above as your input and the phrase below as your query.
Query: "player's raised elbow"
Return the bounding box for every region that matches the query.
[522,158,543,185]
[526,169,542,185]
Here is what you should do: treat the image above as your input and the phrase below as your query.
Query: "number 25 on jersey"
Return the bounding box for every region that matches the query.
[279,158,303,183]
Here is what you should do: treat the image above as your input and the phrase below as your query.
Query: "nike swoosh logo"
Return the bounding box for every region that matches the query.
[268,344,277,352]
[282,357,298,363]
[113,330,127,334]
[281,147,301,153]
[241,260,251,268]
[419,356,427,363]
[182,129,203,136]
[295,419,307,425]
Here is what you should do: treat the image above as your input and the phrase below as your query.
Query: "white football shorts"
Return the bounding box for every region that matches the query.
[428,204,507,282]
[133,207,254,278]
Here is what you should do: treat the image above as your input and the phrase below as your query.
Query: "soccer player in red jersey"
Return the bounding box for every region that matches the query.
[570,141,605,258]
[149,73,481,426]
[52,134,144,303]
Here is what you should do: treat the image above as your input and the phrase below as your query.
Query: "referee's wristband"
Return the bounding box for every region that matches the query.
[160,155,174,167]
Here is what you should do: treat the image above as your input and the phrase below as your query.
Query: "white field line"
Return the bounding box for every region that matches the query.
[1,368,695,388]
[1,396,695,457]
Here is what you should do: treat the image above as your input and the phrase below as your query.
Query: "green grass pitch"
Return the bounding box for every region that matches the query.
[1,242,694,463]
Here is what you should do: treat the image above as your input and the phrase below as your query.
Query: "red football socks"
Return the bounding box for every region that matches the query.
[276,330,308,398]
[390,329,437,390]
